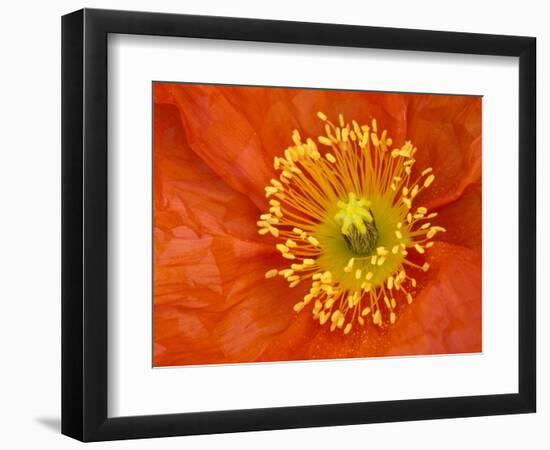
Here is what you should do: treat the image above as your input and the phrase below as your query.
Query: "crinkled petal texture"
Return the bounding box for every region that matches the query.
[153,83,482,367]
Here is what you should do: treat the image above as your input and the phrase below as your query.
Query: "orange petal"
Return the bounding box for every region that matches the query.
[153,101,306,366]
[406,95,482,209]
[433,182,482,252]
[154,234,307,366]
[382,242,482,356]
[154,83,280,209]
[154,102,263,240]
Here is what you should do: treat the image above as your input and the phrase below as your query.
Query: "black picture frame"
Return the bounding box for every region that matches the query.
[61,8,536,442]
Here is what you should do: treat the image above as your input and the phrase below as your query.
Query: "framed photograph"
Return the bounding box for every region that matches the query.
[61,8,536,442]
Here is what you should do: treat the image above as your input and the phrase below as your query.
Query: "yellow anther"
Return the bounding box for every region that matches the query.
[365,272,373,280]
[414,244,425,254]
[390,312,396,324]
[342,127,349,142]
[318,136,333,146]
[293,301,305,312]
[424,174,435,187]
[422,167,433,176]
[308,236,320,246]
[265,269,278,279]
[303,258,315,266]
[276,243,289,253]
[317,111,327,121]
[282,253,295,260]
[355,269,362,280]
[344,323,352,335]
[377,256,386,266]
[422,262,430,272]
[326,153,336,163]
[320,271,333,284]
[395,230,403,239]
[270,207,283,218]
[292,129,301,145]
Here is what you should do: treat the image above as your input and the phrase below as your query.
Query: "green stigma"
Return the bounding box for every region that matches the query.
[335,193,378,255]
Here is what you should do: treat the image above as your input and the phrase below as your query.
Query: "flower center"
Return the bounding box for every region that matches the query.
[335,193,378,256]
[258,112,445,334]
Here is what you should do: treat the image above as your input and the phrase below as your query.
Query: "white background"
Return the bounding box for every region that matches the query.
[109,35,518,417]
[0,0,546,449]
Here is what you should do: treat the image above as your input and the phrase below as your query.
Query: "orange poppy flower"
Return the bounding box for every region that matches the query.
[153,83,482,367]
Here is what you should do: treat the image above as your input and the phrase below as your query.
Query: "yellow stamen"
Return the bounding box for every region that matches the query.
[258,113,443,333]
